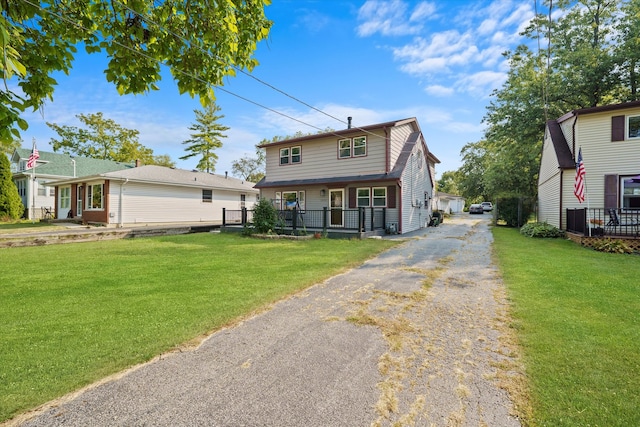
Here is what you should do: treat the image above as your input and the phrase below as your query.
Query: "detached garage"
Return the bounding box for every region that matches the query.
[49,165,258,227]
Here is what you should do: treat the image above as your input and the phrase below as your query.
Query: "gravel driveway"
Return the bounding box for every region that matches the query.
[16,214,521,427]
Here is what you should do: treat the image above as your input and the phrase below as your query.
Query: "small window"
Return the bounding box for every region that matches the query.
[628,116,640,139]
[357,188,370,207]
[274,192,282,208]
[297,191,306,211]
[291,146,301,163]
[280,148,290,165]
[202,189,212,203]
[60,187,71,209]
[37,182,46,196]
[88,183,104,209]
[353,136,366,157]
[622,175,640,209]
[283,191,297,210]
[338,139,351,158]
[373,187,387,207]
[49,186,55,197]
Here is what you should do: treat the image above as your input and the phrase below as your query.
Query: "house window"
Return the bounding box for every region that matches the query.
[281,191,305,210]
[629,116,640,139]
[202,189,213,203]
[88,183,103,210]
[60,187,71,209]
[339,137,367,158]
[373,187,387,207]
[353,136,367,157]
[280,148,289,165]
[274,192,282,208]
[37,181,46,196]
[48,186,55,196]
[338,139,351,158]
[291,146,301,163]
[622,175,640,209]
[16,179,26,197]
[279,146,301,165]
[357,188,370,207]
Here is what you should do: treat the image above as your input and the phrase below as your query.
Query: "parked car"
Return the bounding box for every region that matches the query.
[481,202,493,211]
[469,204,484,214]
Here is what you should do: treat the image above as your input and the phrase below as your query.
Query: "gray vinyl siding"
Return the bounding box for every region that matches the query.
[388,124,414,170]
[538,130,562,228]
[265,133,387,182]
[400,145,432,233]
[108,182,252,225]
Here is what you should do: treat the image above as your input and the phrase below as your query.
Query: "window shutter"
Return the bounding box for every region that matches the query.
[604,174,618,208]
[387,185,396,208]
[611,116,625,141]
[348,187,356,208]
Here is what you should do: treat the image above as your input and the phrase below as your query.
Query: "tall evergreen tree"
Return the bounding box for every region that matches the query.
[180,103,229,173]
[0,153,24,220]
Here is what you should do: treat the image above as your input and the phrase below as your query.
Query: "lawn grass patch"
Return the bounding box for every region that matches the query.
[0,233,399,422]
[492,227,640,426]
[0,221,65,234]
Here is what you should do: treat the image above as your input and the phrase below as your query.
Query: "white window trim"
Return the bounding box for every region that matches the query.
[357,187,371,207]
[60,187,71,209]
[279,146,301,165]
[279,148,290,165]
[87,183,104,210]
[202,189,213,203]
[338,139,351,159]
[628,115,640,139]
[353,136,367,157]
[373,187,387,207]
[291,146,301,164]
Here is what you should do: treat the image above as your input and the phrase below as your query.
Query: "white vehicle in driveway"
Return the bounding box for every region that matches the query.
[481,202,493,212]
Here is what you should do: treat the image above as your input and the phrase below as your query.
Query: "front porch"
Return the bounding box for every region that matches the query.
[566,207,640,251]
[221,207,394,238]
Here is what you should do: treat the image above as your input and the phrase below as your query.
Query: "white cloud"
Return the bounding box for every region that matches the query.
[456,70,507,97]
[424,85,454,97]
[410,2,438,21]
[357,0,438,37]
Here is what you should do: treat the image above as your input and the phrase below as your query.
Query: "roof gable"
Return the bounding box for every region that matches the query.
[546,120,575,169]
[12,148,134,177]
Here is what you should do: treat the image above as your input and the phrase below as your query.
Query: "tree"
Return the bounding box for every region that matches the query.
[0,153,24,220]
[0,0,272,143]
[436,170,461,195]
[48,112,175,166]
[180,103,228,173]
[232,143,265,183]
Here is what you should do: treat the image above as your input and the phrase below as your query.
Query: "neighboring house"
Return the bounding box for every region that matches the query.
[538,100,640,230]
[254,117,440,234]
[49,165,258,227]
[10,148,133,220]
[434,192,465,214]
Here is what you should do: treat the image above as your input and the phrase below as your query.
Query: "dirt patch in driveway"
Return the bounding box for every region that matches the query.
[15,215,526,427]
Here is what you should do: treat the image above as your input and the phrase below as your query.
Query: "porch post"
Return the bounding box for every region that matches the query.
[323,207,327,232]
[370,207,374,231]
[358,207,364,232]
[241,207,247,225]
[222,208,226,226]
[292,207,298,233]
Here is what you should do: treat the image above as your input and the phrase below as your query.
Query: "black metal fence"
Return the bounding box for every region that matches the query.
[223,207,387,234]
[566,208,639,238]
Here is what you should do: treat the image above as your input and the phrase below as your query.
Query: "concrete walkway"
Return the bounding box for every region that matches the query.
[14,215,521,427]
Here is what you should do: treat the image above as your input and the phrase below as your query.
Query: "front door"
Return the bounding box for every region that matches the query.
[76,185,83,217]
[329,189,343,227]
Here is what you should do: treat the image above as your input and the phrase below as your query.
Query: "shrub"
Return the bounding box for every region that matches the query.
[0,154,25,220]
[520,222,565,238]
[496,197,535,227]
[252,197,278,234]
[591,238,633,254]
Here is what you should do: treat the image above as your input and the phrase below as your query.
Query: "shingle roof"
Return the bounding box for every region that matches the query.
[12,149,134,177]
[51,165,258,193]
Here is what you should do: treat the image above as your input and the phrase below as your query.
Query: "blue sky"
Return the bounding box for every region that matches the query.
[20,0,538,179]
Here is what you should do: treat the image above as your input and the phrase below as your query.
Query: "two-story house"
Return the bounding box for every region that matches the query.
[254,117,440,235]
[538,100,640,235]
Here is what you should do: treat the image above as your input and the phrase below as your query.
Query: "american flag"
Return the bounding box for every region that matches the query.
[574,148,585,203]
[26,141,39,169]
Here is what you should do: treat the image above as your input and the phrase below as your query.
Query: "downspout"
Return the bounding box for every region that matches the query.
[559,170,563,229]
[119,179,128,228]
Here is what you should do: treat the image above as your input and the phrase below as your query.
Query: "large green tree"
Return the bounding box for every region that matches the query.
[457,0,637,204]
[0,0,272,143]
[48,112,175,166]
[180,103,228,173]
[0,153,24,220]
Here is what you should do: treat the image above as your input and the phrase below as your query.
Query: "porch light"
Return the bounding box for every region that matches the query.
[320,189,326,196]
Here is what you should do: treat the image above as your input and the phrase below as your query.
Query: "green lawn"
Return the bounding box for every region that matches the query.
[0,221,65,234]
[0,233,399,422]
[493,228,640,426]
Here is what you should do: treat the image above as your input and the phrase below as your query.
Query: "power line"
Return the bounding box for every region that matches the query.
[18,0,422,146]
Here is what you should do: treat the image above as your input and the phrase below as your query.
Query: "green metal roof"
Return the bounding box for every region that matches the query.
[12,149,134,178]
